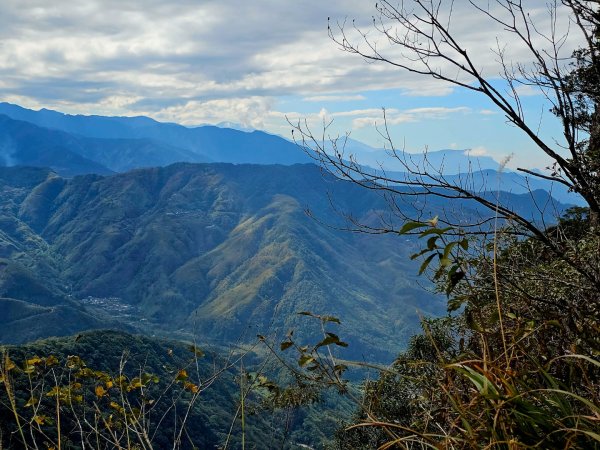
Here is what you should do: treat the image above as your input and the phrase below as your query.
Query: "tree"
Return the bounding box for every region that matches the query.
[292,0,600,288]
[285,1,600,447]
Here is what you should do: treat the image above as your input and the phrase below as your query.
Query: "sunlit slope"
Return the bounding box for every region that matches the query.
[0,163,563,357]
[0,164,444,356]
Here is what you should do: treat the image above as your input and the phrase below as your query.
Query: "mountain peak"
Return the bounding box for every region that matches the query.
[0,102,313,168]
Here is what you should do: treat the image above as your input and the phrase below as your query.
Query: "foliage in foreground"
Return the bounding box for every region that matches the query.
[247,210,600,448]
[330,211,600,449]
[0,330,349,449]
[0,331,231,449]
[282,1,600,447]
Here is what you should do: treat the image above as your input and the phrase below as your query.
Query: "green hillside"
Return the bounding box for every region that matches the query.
[0,163,447,359]
[0,163,567,358]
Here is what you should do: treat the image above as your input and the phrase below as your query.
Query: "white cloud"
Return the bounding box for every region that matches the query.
[352,116,404,129]
[514,84,543,97]
[401,85,456,97]
[303,94,366,102]
[464,146,489,157]
[0,0,584,129]
[151,96,275,128]
[350,106,470,129]
[405,107,471,118]
[332,108,397,118]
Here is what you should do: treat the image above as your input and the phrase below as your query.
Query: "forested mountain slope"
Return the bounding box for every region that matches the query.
[0,163,567,359]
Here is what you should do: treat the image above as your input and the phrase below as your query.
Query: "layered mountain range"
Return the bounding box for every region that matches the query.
[0,102,578,204]
[0,103,573,360]
[0,163,446,359]
[0,103,313,173]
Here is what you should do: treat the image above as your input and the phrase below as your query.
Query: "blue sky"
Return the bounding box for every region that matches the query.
[279,86,563,170]
[0,1,579,170]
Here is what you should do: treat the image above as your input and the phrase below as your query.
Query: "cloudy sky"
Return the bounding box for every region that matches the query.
[0,1,582,169]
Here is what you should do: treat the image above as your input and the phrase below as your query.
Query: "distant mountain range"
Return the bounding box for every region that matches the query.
[0,103,313,168]
[0,102,578,360]
[0,102,582,205]
[340,137,501,174]
[338,138,579,205]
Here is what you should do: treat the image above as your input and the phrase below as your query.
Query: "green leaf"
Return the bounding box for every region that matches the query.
[3,356,16,372]
[426,236,439,250]
[446,267,465,295]
[448,296,465,312]
[419,253,436,275]
[188,345,205,358]
[316,335,339,348]
[322,315,341,324]
[419,226,453,237]
[442,241,458,260]
[452,364,499,398]
[577,430,600,443]
[398,221,428,234]
[316,333,348,348]
[26,356,43,367]
[46,386,60,397]
[129,377,144,389]
[298,355,315,367]
[552,353,600,369]
[410,248,432,260]
[33,415,47,425]
[334,364,348,374]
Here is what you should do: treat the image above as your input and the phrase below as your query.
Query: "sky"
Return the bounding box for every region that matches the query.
[0,1,584,170]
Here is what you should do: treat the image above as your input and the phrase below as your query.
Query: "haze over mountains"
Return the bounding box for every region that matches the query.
[0,103,313,169]
[340,137,501,174]
[0,103,580,205]
[0,103,575,360]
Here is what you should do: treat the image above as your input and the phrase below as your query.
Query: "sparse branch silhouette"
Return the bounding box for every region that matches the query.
[291,0,600,288]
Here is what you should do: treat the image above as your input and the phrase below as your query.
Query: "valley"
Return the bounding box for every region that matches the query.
[0,100,586,449]
[0,162,451,358]
[0,104,573,362]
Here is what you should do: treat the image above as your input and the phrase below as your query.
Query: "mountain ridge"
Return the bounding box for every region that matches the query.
[0,102,313,167]
[0,102,581,206]
[0,163,571,360]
